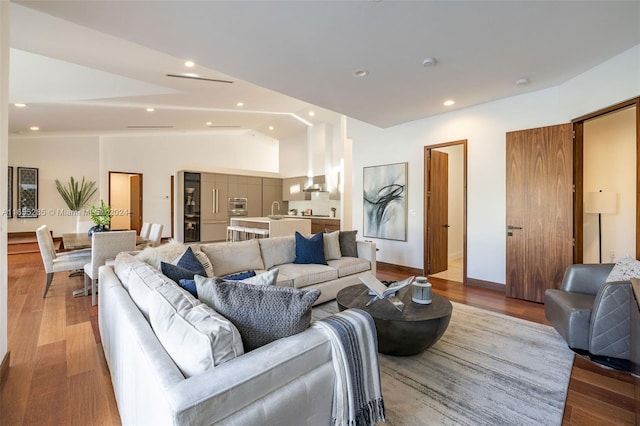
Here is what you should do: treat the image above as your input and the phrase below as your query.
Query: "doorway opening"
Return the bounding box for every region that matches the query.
[108,171,143,233]
[573,97,640,263]
[424,140,467,283]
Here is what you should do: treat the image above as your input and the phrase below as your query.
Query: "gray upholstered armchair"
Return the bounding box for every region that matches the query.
[544,263,632,360]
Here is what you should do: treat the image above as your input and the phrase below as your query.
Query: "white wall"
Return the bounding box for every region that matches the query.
[279,129,308,177]
[99,132,280,237]
[7,131,281,238]
[8,135,100,236]
[349,43,640,285]
[1,0,10,367]
[583,106,637,263]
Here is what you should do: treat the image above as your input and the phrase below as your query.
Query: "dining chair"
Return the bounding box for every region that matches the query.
[140,222,151,239]
[36,225,92,298]
[148,223,163,247]
[84,230,136,305]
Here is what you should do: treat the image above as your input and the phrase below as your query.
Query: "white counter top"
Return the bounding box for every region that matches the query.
[234,216,310,223]
[284,215,341,221]
[229,216,311,238]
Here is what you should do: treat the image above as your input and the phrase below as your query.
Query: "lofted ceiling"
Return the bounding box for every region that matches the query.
[8,1,640,139]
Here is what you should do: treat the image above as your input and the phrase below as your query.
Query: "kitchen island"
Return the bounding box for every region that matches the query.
[229,216,311,239]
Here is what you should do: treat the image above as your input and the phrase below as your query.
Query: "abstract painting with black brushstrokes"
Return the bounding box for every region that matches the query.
[363,162,407,241]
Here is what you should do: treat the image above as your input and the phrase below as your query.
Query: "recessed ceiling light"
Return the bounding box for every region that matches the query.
[29,126,39,131]
[353,69,369,78]
[182,72,199,78]
[515,77,530,86]
[422,57,437,67]
[308,111,315,117]
[268,126,274,131]
[14,103,27,108]
[206,121,212,126]
[146,107,155,112]
[443,100,455,106]
[184,60,195,68]
[236,102,244,107]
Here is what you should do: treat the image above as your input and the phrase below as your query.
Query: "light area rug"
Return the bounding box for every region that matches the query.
[312,300,575,426]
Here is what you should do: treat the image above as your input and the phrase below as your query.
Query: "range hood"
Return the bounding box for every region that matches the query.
[303,182,327,192]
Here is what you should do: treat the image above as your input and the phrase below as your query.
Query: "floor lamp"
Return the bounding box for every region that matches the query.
[585,190,617,263]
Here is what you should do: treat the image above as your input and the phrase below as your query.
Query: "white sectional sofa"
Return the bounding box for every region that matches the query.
[98,233,377,424]
[198,234,377,305]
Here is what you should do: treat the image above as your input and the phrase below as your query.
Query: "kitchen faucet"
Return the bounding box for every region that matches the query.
[271,201,280,216]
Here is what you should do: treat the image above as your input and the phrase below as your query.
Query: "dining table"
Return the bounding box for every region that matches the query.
[61,232,148,250]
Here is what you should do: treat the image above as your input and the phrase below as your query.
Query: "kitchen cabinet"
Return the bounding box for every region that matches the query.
[200,173,228,242]
[310,218,340,234]
[201,222,228,242]
[247,177,262,217]
[228,175,248,198]
[176,171,281,243]
[282,176,310,201]
[262,177,286,216]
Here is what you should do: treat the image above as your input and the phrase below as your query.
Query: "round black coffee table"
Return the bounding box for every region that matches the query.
[336,284,452,356]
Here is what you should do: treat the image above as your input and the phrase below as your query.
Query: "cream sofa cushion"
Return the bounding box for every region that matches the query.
[115,252,173,320]
[258,235,296,269]
[148,281,244,378]
[327,258,371,278]
[275,263,338,289]
[201,239,265,277]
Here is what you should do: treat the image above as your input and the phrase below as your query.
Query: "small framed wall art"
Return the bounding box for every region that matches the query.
[7,166,13,218]
[17,167,39,218]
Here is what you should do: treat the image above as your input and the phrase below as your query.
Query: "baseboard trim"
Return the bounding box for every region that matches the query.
[0,351,9,388]
[376,261,424,276]
[466,277,505,292]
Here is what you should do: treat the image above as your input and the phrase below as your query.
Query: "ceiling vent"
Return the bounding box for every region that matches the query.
[166,74,233,84]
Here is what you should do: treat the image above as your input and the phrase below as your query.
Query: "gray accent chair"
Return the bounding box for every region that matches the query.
[545,263,632,360]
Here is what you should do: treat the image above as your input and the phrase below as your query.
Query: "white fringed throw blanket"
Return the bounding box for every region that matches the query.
[313,308,386,426]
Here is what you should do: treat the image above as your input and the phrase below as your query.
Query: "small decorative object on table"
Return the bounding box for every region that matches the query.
[412,276,432,304]
[88,199,111,236]
[358,271,414,311]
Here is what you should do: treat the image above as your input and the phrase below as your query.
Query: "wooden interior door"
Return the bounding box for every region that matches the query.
[506,123,574,302]
[129,174,142,233]
[427,149,449,274]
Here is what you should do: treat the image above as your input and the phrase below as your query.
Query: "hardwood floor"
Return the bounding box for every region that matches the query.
[1,251,637,425]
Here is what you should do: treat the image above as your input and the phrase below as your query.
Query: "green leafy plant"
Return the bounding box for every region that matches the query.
[55,176,97,211]
[89,200,111,227]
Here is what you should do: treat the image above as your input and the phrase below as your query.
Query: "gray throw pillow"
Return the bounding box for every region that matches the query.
[338,230,358,257]
[194,276,320,351]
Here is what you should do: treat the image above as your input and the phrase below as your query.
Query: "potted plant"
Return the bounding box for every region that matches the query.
[88,199,111,236]
[55,176,98,232]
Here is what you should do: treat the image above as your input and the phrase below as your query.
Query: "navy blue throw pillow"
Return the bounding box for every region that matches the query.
[223,270,257,281]
[161,262,201,284]
[176,247,206,277]
[294,231,327,265]
[178,279,198,297]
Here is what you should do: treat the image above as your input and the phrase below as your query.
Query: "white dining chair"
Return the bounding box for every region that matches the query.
[84,230,136,305]
[36,225,92,298]
[147,223,163,247]
[139,222,151,239]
